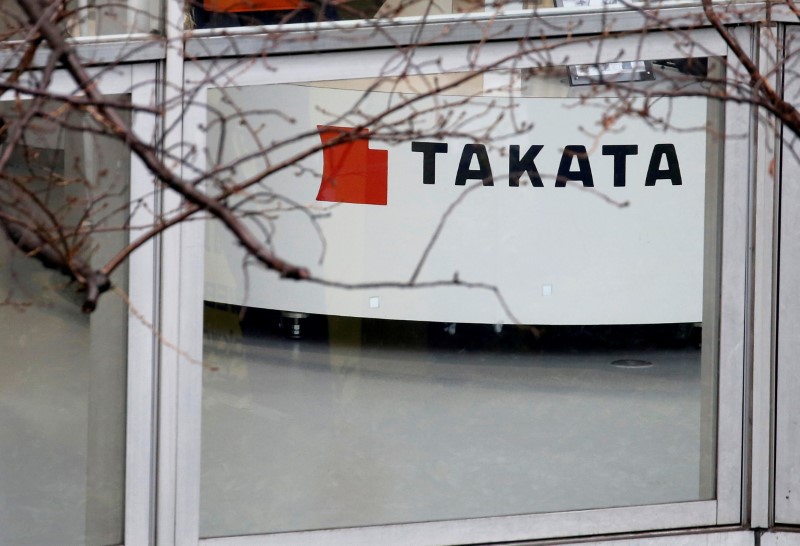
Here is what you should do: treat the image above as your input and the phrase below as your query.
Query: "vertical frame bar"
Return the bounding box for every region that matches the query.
[126,62,162,546]
[714,25,754,526]
[158,0,202,542]
[750,22,781,530]
[774,23,800,526]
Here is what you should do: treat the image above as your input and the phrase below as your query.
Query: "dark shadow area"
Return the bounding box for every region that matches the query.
[204,301,702,353]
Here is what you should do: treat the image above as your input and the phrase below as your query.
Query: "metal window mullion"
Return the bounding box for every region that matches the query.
[774,23,800,526]
[713,23,757,526]
[749,22,782,530]
[156,0,202,543]
[125,61,162,546]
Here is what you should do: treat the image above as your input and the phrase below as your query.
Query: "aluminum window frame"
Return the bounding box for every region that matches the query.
[163,25,755,545]
[774,22,800,527]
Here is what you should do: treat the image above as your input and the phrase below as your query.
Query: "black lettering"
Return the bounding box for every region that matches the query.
[645,144,683,186]
[411,141,448,184]
[556,145,594,187]
[509,145,544,187]
[455,144,494,186]
[602,144,638,187]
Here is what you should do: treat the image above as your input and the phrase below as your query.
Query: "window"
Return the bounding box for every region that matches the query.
[173,29,750,542]
[0,0,162,37]
[0,96,130,546]
[0,64,159,546]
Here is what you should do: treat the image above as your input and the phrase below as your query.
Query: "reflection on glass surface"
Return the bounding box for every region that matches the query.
[203,313,708,535]
[191,0,343,27]
[1,0,162,37]
[200,63,722,537]
[0,101,129,545]
[188,0,548,28]
[186,0,711,29]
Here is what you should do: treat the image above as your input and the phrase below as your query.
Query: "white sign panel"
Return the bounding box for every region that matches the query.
[204,83,708,325]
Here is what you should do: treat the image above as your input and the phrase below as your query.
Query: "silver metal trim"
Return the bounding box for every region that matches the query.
[774,23,800,526]
[769,4,800,23]
[198,501,718,545]
[157,1,200,544]
[713,24,752,526]
[749,23,780,530]
[126,62,161,546]
[184,28,727,86]
[0,38,166,72]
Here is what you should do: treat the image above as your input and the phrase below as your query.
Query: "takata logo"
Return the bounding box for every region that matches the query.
[316,126,388,206]
[315,125,684,206]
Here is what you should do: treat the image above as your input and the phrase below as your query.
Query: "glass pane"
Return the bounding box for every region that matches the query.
[200,60,723,537]
[186,0,711,30]
[1,1,161,37]
[0,99,129,545]
[188,0,548,28]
